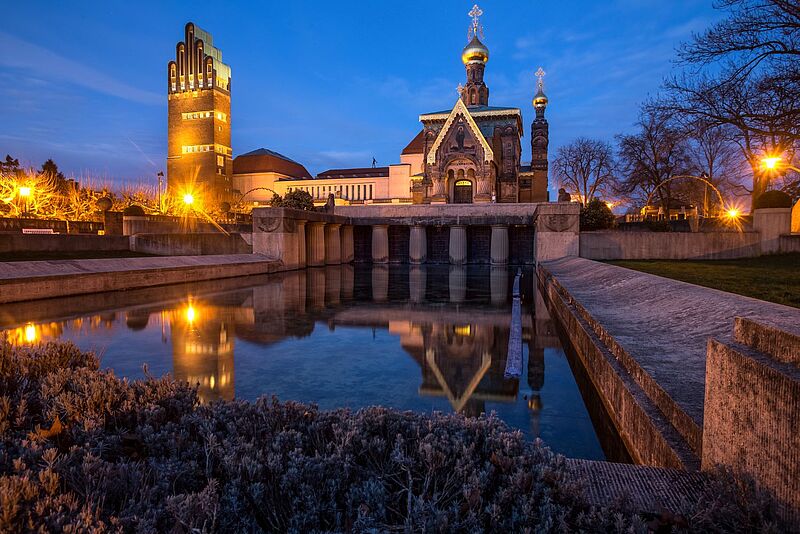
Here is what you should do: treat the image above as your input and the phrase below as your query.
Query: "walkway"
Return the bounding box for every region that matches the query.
[540,257,800,443]
[0,255,279,303]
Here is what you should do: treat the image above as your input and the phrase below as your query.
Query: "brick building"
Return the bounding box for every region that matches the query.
[167,23,233,204]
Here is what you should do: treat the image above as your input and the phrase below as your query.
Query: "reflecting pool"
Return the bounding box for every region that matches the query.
[0,265,629,461]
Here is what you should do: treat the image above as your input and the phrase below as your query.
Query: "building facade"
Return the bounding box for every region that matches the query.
[167,7,549,208]
[167,23,233,204]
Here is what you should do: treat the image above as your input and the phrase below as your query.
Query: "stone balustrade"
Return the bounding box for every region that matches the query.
[252,203,580,269]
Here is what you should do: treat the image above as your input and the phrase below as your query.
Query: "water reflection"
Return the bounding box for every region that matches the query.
[0,265,618,459]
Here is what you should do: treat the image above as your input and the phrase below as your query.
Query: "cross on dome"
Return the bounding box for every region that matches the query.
[535,67,546,89]
[468,4,484,40]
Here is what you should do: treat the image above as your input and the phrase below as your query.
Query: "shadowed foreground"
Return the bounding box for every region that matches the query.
[0,342,786,532]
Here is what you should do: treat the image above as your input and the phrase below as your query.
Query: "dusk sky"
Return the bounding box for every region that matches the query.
[1,0,721,191]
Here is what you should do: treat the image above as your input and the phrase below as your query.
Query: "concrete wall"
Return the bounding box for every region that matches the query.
[123,215,221,235]
[129,233,252,256]
[580,231,762,260]
[779,234,800,253]
[703,318,800,525]
[793,200,800,233]
[0,234,130,254]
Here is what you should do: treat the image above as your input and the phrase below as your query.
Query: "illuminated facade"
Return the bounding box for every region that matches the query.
[167,22,233,204]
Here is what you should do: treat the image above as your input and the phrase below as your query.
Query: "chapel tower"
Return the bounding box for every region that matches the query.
[530,68,550,193]
[167,23,233,204]
[460,5,490,107]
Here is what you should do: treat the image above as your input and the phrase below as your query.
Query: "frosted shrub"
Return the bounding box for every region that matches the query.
[0,341,786,532]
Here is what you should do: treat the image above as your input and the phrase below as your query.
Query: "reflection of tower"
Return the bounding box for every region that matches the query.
[171,301,235,402]
[527,337,545,439]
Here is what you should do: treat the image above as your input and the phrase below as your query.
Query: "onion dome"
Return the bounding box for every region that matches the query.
[462,36,489,64]
[533,85,548,108]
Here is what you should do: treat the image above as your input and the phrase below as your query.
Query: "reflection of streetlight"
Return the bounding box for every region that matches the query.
[24,323,37,343]
[185,305,196,323]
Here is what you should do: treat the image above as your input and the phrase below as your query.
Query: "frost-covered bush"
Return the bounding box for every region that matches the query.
[0,341,787,533]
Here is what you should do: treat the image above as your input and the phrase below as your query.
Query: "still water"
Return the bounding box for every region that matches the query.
[1,265,628,461]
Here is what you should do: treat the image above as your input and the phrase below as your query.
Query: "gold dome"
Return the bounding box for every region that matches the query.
[462,36,489,64]
[533,86,548,108]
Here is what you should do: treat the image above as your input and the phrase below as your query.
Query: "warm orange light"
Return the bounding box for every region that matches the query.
[726,208,741,219]
[18,186,31,197]
[24,323,37,343]
[183,193,195,206]
[185,305,196,323]
[762,156,781,170]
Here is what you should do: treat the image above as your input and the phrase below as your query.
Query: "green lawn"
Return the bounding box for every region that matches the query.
[609,253,800,308]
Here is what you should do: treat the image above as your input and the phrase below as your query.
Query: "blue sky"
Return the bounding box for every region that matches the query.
[0,0,721,189]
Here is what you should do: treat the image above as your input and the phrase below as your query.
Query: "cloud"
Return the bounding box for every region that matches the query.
[0,32,161,105]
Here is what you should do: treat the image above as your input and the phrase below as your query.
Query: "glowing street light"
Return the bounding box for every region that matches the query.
[761,155,800,173]
[183,193,195,206]
[18,186,31,197]
[725,207,741,220]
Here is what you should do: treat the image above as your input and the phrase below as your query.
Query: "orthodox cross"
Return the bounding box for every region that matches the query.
[535,67,546,89]
[468,4,484,40]
[456,83,464,95]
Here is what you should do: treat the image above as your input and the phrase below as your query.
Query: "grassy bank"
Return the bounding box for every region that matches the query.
[0,342,786,532]
[610,253,800,308]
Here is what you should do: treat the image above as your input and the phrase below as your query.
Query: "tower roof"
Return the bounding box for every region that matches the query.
[462,36,489,64]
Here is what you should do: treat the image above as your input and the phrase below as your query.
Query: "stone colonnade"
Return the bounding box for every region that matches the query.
[371,223,511,265]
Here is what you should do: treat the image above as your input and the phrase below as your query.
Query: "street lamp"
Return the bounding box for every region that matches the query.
[18,186,31,216]
[157,171,164,213]
[761,156,800,173]
[183,193,194,206]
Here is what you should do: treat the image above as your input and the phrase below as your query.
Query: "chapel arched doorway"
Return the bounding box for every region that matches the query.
[453,179,473,204]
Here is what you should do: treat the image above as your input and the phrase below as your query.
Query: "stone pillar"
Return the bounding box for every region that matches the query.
[534,203,580,263]
[409,225,427,264]
[251,208,306,269]
[340,225,354,263]
[490,225,509,265]
[306,222,326,267]
[753,207,791,254]
[409,265,427,303]
[296,220,307,269]
[325,223,341,265]
[372,224,389,263]
[449,225,467,265]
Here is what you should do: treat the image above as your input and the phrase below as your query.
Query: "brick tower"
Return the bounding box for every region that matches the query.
[167,22,232,205]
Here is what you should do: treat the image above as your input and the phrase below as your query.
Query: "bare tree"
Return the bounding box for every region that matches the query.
[552,138,616,205]
[678,0,800,85]
[616,108,692,211]
[661,0,800,204]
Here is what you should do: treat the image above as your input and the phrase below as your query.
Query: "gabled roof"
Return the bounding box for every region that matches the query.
[420,105,521,120]
[426,98,494,165]
[233,148,312,178]
[402,130,425,155]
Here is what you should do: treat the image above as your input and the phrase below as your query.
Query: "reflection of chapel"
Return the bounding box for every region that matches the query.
[410,5,550,204]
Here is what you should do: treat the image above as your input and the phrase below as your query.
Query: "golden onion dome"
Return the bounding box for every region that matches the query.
[462,36,489,64]
[533,86,548,108]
